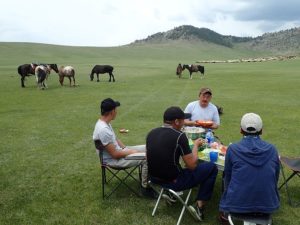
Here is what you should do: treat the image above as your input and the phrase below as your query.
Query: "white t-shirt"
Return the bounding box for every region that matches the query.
[93,119,122,161]
[184,101,220,125]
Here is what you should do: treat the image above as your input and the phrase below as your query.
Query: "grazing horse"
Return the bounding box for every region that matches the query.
[182,64,205,79]
[34,64,59,89]
[18,63,38,87]
[90,65,115,82]
[176,63,183,78]
[58,66,75,86]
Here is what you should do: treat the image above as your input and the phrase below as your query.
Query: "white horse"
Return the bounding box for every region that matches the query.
[58,66,75,86]
[34,64,59,89]
[35,65,49,89]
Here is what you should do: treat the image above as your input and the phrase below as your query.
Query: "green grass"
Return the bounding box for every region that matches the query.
[0,42,300,225]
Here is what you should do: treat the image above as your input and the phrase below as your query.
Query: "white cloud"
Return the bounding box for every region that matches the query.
[0,0,299,46]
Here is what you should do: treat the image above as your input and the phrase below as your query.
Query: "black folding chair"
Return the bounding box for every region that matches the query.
[94,140,143,199]
[228,212,272,225]
[278,156,300,207]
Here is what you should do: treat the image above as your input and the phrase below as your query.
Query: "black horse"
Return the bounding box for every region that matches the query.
[90,65,115,82]
[18,63,38,87]
[17,63,59,87]
[182,64,205,79]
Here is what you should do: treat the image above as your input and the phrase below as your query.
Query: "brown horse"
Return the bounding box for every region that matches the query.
[58,66,75,86]
[176,63,183,78]
[182,64,205,79]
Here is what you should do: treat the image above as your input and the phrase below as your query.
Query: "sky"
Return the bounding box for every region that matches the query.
[1,0,300,47]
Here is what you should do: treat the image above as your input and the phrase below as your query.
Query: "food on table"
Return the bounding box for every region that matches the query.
[219,145,228,155]
[195,120,213,128]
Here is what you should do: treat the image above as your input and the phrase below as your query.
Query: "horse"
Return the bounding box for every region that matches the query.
[182,64,205,79]
[35,65,48,89]
[17,63,38,87]
[58,66,75,86]
[90,65,115,82]
[17,63,58,88]
[176,63,183,78]
[34,64,59,89]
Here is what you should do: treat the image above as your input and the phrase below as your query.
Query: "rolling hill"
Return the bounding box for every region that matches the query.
[132,25,300,55]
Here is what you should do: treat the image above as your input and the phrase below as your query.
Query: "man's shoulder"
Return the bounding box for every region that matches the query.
[208,102,218,110]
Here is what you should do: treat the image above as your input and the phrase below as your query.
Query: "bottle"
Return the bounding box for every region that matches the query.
[205,129,214,148]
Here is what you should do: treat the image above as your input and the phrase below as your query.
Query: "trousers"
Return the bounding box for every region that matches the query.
[160,162,218,201]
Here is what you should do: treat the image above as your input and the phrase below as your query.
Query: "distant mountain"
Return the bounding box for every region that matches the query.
[132,25,300,54]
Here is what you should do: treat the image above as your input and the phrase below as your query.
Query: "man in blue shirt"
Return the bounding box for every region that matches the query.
[219,113,280,224]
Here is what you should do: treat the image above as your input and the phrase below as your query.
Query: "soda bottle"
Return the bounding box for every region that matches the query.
[205,129,214,148]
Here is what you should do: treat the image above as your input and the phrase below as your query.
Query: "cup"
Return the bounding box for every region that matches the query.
[209,151,218,163]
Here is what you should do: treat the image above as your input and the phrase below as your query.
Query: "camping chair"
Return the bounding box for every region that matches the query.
[278,156,300,207]
[228,213,272,225]
[149,181,197,225]
[94,140,144,199]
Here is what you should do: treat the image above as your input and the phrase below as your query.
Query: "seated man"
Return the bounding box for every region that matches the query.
[219,113,280,224]
[184,87,220,129]
[146,106,218,221]
[92,98,156,198]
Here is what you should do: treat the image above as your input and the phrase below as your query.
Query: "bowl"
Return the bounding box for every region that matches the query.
[183,126,205,140]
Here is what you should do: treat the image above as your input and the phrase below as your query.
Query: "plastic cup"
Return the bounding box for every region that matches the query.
[209,151,218,163]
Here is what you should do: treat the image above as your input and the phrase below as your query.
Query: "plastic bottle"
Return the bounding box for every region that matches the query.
[205,129,214,148]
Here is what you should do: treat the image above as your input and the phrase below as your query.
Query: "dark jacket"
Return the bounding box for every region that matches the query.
[219,135,280,213]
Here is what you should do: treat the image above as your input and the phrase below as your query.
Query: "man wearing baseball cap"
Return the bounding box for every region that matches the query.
[219,113,280,224]
[146,106,218,221]
[184,87,220,129]
[93,98,157,198]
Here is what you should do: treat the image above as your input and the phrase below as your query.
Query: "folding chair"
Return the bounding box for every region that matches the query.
[278,156,300,207]
[228,213,272,225]
[94,140,143,199]
[149,181,197,225]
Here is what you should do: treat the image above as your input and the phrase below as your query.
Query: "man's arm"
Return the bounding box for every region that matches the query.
[182,138,204,170]
[105,143,138,159]
[184,119,196,126]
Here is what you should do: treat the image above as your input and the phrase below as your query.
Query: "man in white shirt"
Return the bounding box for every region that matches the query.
[184,87,220,129]
[93,98,156,198]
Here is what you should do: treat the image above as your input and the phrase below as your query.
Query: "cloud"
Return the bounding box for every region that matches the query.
[0,0,300,46]
[233,0,300,21]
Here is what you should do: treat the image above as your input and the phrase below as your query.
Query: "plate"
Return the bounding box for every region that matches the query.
[195,120,213,128]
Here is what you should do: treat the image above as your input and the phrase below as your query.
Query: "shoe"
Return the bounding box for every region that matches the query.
[195,205,204,221]
[141,186,158,199]
[162,192,177,205]
[188,205,203,221]
[218,212,230,225]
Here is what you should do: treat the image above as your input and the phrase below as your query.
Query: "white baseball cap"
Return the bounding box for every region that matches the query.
[241,113,263,133]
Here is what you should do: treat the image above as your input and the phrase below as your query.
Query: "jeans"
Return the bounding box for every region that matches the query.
[159,162,218,201]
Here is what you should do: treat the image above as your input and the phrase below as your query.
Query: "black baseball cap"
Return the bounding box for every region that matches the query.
[101,98,120,114]
[163,106,191,122]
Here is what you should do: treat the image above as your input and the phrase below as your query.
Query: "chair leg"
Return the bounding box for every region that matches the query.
[152,188,164,216]
[279,162,298,206]
[228,214,234,225]
[176,189,192,225]
[105,165,141,199]
[102,167,106,200]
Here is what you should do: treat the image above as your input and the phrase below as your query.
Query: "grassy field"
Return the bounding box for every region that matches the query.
[0,42,300,225]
